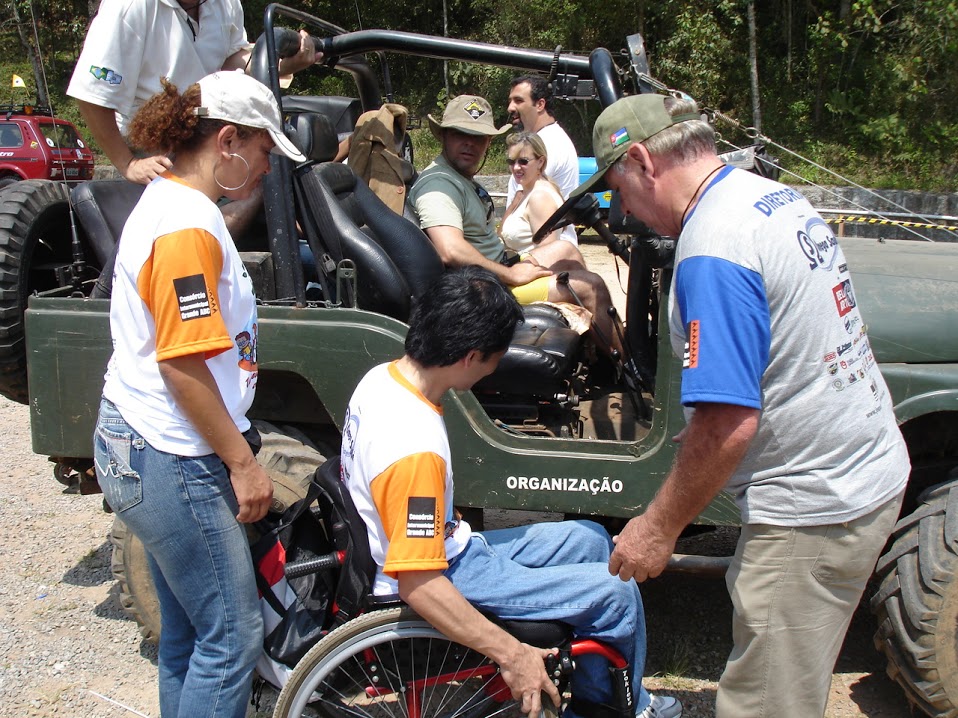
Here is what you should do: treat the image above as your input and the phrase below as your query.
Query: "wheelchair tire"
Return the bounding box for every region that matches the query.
[273,605,528,717]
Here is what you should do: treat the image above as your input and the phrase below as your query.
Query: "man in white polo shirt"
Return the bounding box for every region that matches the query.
[67,0,316,185]
[506,75,580,245]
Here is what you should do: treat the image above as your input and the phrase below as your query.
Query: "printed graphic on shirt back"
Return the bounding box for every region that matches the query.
[796,217,838,272]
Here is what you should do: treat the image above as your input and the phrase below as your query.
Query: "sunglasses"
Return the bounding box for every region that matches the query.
[506,157,534,167]
[474,184,496,223]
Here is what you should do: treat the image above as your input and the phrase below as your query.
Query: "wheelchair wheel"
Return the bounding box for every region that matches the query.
[273,605,528,717]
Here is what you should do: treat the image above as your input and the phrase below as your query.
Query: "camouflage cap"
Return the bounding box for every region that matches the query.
[571,94,699,197]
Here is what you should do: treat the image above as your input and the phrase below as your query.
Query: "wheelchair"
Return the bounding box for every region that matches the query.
[270,460,638,718]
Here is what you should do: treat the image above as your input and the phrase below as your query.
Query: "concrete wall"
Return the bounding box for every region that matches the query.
[784,185,958,243]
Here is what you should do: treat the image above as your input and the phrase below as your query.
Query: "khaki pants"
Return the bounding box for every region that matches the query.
[715,492,903,718]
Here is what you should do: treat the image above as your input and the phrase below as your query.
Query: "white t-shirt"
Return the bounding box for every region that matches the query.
[341,362,472,597]
[67,0,248,134]
[103,174,259,456]
[500,182,564,254]
[668,166,909,525]
[507,121,579,245]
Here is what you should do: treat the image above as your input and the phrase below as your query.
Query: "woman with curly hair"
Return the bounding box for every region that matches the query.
[92,71,305,717]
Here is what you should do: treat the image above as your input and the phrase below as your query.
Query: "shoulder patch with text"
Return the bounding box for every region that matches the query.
[406,497,438,538]
[173,274,211,322]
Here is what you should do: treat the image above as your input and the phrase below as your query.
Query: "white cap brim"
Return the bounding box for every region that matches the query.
[269,127,307,163]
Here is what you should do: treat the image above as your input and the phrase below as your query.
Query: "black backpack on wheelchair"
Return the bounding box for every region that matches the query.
[252,455,375,676]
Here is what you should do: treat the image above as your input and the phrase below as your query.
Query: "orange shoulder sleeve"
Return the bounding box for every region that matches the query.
[371,452,450,576]
[137,228,234,361]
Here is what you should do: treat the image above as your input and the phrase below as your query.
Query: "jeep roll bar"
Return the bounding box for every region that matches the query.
[258,2,627,305]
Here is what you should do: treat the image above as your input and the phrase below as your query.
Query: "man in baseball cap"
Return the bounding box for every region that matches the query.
[410,95,623,358]
[572,93,701,199]
[592,93,908,718]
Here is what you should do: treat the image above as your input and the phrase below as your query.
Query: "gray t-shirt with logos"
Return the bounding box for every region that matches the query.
[668,166,909,525]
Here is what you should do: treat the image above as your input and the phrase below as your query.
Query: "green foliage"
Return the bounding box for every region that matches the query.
[2,0,957,189]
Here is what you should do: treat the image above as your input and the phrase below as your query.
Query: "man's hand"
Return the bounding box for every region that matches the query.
[124,155,172,185]
[498,643,561,716]
[609,513,676,583]
[279,29,321,77]
[229,460,274,523]
[507,261,552,287]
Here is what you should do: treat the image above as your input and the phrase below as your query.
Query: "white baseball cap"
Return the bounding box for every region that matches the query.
[195,71,307,163]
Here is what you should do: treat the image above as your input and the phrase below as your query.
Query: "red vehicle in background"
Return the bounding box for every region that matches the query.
[0,105,94,190]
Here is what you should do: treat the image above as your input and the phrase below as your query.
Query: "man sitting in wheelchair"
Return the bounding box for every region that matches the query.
[340,266,682,718]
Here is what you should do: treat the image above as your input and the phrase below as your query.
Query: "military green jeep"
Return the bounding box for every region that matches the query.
[0,6,956,715]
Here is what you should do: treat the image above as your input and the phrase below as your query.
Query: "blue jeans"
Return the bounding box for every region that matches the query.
[445,520,651,714]
[94,399,263,718]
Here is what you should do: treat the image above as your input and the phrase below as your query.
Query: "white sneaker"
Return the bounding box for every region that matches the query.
[637,694,683,718]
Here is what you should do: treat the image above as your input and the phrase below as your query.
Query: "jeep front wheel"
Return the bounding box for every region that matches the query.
[108,423,326,642]
[871,476,958,717]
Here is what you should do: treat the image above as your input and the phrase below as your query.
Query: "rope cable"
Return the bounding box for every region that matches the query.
[715,135,937,243]
[709,108,957,242]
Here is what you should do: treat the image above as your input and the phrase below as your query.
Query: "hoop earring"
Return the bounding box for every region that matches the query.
[213,152,251,192]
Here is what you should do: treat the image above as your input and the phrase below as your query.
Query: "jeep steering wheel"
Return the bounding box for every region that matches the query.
[532,193,602,245]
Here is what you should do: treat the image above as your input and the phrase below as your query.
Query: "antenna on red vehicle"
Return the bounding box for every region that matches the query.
[26,1,87,294]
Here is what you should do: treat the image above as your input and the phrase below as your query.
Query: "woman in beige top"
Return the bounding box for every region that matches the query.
[500,132,586,269]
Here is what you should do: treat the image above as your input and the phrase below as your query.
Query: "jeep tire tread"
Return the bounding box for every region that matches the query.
[871,477,958,717]
[108,423,325,643]
[0,180,73,403]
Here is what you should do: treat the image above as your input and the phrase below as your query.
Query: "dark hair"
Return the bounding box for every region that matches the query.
[405,267,523,367]
[511,75,554,116]
[127,78,262,156]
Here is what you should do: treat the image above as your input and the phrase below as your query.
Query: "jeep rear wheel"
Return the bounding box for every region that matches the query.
[109,517,161,643]
[871,476,958,717]
[109,423,326,642]
[0,180,78,403]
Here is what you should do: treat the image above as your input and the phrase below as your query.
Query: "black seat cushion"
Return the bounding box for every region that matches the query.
[521,303,570,331]
[314,162,444,304]
[287,112,340,163]
[70,179,145,265]
[475,325,580,396]
[499,619,573,649]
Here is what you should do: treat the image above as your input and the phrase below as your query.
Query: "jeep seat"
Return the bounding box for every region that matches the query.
[295,160,581,398]
[70,179,146,298]
[70,179,146,266]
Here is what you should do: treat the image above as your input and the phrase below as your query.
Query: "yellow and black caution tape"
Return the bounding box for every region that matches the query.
[825,215,958,232]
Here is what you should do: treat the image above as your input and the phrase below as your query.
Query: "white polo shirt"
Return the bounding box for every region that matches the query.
[67,0,248,134]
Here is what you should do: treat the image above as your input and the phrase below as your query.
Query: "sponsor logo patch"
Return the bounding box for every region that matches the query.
[406,497,437,538]
[89,65,122,85]
[173,274,211,321]
[796,219,838,270]
[463,100,485,120]
[833,279,856,317]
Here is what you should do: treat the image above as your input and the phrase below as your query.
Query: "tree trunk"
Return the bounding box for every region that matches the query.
[9,0,48,106]
[747,0,762,133]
